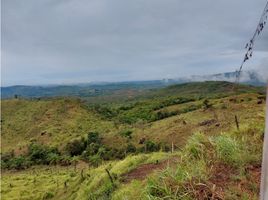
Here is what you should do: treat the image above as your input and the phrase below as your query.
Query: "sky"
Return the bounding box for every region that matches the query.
[1,0,268,86]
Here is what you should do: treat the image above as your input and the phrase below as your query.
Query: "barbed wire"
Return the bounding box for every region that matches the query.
[235,1,268,83]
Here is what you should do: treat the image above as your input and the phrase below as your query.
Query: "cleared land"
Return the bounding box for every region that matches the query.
[1,81,266,200]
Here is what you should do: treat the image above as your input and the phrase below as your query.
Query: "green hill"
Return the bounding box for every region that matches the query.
[1,81,266,200]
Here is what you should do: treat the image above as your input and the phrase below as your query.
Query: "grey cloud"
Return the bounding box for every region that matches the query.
[2,0,268,86]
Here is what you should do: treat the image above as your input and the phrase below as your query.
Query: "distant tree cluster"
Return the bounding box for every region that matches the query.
[1,132,166,170]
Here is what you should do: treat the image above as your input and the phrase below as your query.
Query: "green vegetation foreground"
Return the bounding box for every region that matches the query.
[1,81,266,199]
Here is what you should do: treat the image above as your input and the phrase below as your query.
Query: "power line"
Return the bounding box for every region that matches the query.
[235,1,268,83]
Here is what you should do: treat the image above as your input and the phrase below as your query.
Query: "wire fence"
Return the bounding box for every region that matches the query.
[233,1,268,199]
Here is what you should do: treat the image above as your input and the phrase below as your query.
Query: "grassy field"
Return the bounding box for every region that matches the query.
[2,124,264,199]
[1,81,266,200]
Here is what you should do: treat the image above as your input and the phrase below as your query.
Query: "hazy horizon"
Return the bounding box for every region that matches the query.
[2,0,268,86]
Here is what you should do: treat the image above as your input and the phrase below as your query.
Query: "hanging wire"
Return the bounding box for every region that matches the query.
[231,3,268,198]
[235,1,268,83]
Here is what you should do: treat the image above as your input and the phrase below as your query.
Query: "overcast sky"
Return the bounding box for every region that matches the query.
[2,0,268,86]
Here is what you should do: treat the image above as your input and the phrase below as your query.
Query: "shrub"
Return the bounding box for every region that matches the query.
[9,156,31,170]
[86,143,101,156]
[28,143,47,163]
[112,148,126,159]
[97,146,108,158]
[126,144,136,153]
[87,132,101,145]
[203,99,212,110]
[92,105,116,119]
[155,110,170,120]
[43,191,54,199]
[46,152,60,165]
[89,155,102,167]
[2,144,61,169]
[145,141,160,152]
[119,130,133,139]
[28,143,58,164]
[65,138,86,156]
[1,151,14,162]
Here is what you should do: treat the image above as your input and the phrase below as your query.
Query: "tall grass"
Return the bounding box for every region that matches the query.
[144,125,264,200]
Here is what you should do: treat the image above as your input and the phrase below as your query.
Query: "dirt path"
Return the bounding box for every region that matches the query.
[122,156,179,183]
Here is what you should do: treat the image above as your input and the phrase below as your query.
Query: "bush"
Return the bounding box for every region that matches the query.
[155,110,171,120]
[46,152,60,165]
[89,155,102,167]
[1,143,62,169]
[145,141,160,152]
[86,143,101,156]
[28,143,48,164]
[8,156,31,170]
[28,143,59,164]
[111,148,126,159]
[43,191,54,199]
[97,146,108,158]
[65,138,86,156]
[1,151,15,162]
[203,99,212,110]
[92,105,116,119]
[87,132,101,145]
[119,130,133,139]
[126,144,136,153]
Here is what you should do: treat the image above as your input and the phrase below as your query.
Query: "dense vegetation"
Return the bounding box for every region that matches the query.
[2,132,163,170]
[1,81,266,200]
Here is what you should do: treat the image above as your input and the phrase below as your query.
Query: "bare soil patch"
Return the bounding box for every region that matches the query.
[122,156,179,183]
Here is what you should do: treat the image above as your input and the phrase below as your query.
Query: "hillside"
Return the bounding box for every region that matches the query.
[1,71,265,100]
[1,82,264,153]
[1,81,266,200]
[1,81,167,100]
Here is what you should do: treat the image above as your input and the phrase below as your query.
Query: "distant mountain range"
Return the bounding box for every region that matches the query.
[170,71,266,86]
[1,71,266,99]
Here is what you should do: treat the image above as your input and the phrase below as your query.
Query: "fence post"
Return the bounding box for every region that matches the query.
[235,115,240,131]
[260,85,268,200]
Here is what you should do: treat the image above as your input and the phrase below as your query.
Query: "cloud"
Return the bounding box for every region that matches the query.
[2,0,268,86]
[257,57,268,82]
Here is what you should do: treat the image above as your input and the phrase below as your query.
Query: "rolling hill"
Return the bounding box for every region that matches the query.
[1,71,265,100]
[1,81,266,200]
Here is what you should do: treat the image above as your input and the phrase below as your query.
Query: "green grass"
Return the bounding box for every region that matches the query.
[1,81,266,200]
[1,98,117,153]
[142,124,264,200]
[1,166,78,200]
[1,123,264,200]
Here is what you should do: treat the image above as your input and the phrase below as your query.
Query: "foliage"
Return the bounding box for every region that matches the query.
[28,143,60,165]
[119,130,133,139]
[203,99,212,109]
[43,191,54,200]
[126,143,136,153]
[1,81,265,199]
[65,138,86,156]
[145,141,160,152]
[87,132,101,145]
[214,135,243,166]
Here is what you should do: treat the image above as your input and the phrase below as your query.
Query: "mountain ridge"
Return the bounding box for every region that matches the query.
[1,71,265,99]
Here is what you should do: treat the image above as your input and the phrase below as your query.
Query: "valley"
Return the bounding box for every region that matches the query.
[1,81,266,200]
